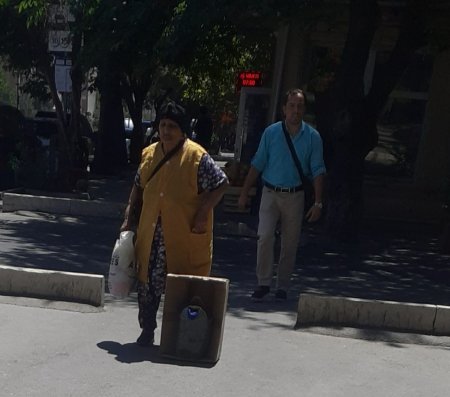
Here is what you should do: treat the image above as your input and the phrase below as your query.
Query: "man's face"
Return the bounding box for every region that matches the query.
[283,93,305,126]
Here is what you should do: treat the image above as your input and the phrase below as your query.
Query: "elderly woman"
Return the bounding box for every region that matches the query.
[121,100,228,346]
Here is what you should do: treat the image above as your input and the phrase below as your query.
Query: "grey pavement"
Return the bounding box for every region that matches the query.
[1,169,450,396]
[2,295,450,397]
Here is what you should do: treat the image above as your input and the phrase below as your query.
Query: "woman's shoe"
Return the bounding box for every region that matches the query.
[136,329,154,347]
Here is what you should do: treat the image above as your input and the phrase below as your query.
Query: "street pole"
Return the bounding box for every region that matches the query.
[269,25,289,123]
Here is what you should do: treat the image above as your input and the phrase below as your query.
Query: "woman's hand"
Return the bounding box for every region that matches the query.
[120,217,132,232]
[121,184,143,232]
[192,181,228,233]
[192,209,208,234]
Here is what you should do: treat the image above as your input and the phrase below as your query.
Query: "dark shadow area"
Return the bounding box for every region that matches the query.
[87,169,135,203]
[1,180,449,333]
[297,325,450,348]
[96,341,216,368]
[0,212,120,276]
[213,207,450,316]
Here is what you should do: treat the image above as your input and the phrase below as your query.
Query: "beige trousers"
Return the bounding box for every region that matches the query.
[256,186,304,290]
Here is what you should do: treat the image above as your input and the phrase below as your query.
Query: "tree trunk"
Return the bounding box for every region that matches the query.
[69,27,88,187]
[121,74,151,165]
[320,101,371,241]
[92,70,128,174]
[316,0,379,242]
[41,62,73,191]
[317,0,426,242]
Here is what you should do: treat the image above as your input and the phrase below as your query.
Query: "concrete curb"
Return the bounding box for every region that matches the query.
[296,293,450,335]
[0,265,104,307]
[2,192,124,218]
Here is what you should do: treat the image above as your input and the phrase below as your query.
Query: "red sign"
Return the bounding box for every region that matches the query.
[236,71,264,92]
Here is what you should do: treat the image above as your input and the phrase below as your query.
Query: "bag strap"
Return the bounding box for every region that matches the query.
[281,121,306,184]
[146,139,185,185]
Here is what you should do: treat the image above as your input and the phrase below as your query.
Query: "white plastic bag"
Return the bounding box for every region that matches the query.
[108,231,136,298]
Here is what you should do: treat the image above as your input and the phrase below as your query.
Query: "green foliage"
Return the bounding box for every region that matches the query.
[0,1,49,73]
[0,68,14,104]
[0,0,333,121]
[175,32,273,117]
[20,72,51,102]
[15,0,47,27]
[154,0,276,119]
[81,1,178,75]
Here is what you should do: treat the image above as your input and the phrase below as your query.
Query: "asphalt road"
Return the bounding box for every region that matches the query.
[1,294,450,397]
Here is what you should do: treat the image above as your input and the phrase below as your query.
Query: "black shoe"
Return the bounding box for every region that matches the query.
[251,286,270,302]
[275,289,287,301]
[136,329,154,347]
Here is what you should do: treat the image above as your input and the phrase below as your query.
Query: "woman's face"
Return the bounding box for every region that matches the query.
[159,118,184,149]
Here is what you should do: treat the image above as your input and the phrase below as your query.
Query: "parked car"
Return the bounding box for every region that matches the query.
[123,118,156,158]
[34,111,95,163]
[124,118,153,135]
[35,110,94,138]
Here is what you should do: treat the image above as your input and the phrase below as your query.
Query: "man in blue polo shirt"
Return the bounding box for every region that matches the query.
[238,88,326,301]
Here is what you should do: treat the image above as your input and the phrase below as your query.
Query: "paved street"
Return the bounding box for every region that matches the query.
[2,294,450,397]
[0,290,450,397]
[1,171,450,396]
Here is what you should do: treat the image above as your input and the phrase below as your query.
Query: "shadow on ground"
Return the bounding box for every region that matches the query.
[97,341,216,368]
[1,204,449,314]
[0,212,119,276]
[213,209,450,312]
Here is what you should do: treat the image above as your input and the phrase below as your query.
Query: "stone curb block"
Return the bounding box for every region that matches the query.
[296,293,450,335]
[0,264,104,307]
[2,193,124,219]
[435,306,450,335]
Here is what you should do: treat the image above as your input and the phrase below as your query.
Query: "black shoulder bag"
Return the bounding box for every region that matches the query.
[281,122,314,209]
[145,139,186,185]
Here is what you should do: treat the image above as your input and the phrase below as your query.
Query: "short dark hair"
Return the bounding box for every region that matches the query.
[282,88,307,107]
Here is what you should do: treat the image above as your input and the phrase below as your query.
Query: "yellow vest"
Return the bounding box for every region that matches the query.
[134,139,213,283]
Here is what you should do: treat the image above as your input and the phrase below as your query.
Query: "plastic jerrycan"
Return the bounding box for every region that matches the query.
[176,296,211,359]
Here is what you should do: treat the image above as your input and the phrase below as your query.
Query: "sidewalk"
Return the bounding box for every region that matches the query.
[1,170,450,320]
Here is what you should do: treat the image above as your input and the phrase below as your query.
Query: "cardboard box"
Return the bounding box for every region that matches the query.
[160,274,229,363]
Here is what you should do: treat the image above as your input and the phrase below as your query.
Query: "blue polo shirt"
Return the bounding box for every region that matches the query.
[251,121,326,187]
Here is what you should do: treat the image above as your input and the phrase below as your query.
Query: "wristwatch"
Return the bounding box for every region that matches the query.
[313,202,323,209]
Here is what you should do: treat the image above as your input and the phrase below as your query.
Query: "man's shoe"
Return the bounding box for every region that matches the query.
[275,289,287,301]
[251,286,270,302]
[136,329,154,347]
